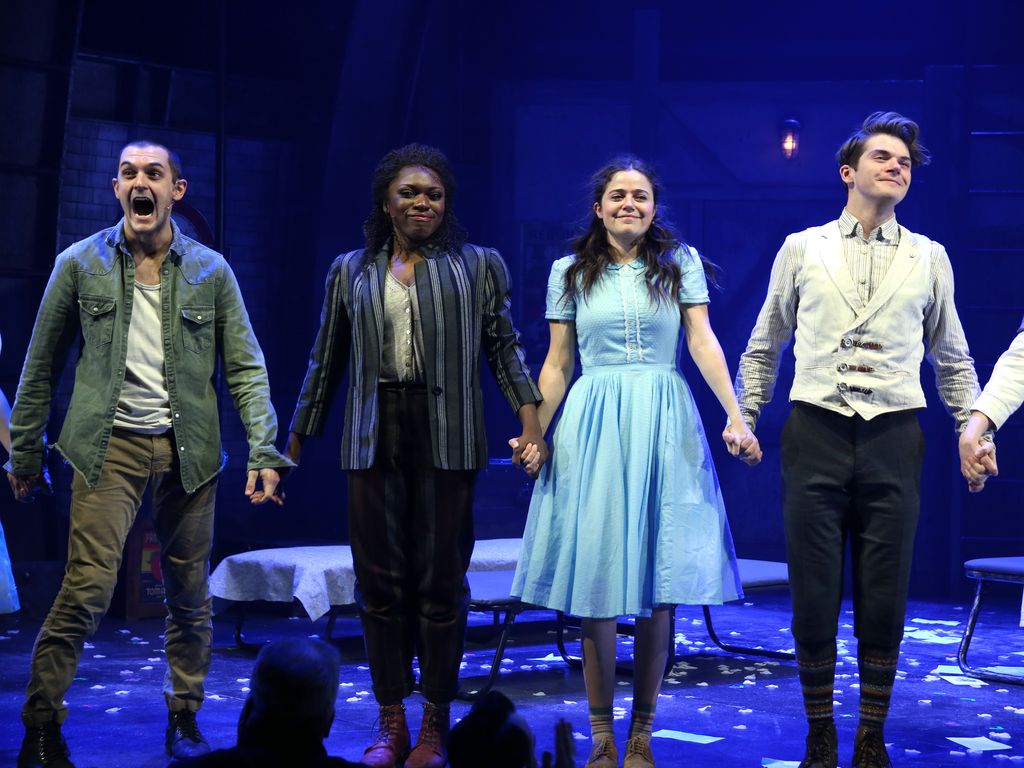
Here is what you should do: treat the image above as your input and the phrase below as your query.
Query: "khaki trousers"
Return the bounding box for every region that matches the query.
[22,429,217,726]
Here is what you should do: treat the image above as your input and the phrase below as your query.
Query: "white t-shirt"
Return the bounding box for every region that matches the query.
[113,281,172,433]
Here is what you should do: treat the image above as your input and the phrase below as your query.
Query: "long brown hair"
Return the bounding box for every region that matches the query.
[562,156,718,306]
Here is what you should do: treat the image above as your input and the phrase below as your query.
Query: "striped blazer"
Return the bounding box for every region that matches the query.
[290,243,542,470]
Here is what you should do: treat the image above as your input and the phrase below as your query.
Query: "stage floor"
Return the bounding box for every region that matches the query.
[1,591,1022,767]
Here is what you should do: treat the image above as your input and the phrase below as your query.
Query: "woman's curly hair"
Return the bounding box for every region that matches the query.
[362,143,467,258]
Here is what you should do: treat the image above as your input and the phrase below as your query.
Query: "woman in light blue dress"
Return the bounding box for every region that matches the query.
[0,332,22,614]
[511,157,760,767]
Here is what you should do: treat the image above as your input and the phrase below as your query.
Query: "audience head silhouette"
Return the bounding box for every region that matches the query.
[239,637,341,745]
[169,637,358,767]
[447,690,538,768]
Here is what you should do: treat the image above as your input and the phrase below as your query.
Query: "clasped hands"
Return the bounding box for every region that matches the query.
[508,433,548,479]
[723,421,762,466]
[958,412,999,494]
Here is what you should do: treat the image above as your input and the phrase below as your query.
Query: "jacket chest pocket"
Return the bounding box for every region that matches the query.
[181,305,215,353]
[78,294,116,347]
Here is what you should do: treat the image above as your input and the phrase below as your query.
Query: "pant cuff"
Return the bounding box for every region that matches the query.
[165,696,202,713]
[418,684,457,706]
[373,682,414,706]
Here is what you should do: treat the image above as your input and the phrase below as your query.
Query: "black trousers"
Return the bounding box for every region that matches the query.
[781,402,925,651]
[347,386,477,705]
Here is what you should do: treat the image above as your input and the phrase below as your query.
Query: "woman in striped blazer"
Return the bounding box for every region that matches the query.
[286,144,544,768]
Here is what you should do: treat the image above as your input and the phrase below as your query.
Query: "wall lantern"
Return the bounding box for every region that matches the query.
[781,118,800,160]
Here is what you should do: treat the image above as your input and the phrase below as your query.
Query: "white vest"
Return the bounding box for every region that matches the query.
[789,220,938,420]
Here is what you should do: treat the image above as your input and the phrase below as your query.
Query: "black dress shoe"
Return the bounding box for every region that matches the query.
[18,723,76,768]
[166,710,211,760]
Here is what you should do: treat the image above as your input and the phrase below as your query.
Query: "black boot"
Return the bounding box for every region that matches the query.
[851,726,893,768]
[165,710,211,760]
[18,723,75,768]
[798,719,838,768]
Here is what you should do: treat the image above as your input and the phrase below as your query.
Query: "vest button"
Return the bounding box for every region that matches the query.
[841,337,853,348]
[432,386,443,396]
[837,363,848,372]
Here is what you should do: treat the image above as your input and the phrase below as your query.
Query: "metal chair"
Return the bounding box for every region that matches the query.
[958,556,1024,685]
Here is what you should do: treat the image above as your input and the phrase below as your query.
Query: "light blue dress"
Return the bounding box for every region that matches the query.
[511,248,742,618]
[0,332,19,614]
[0,521,18,613]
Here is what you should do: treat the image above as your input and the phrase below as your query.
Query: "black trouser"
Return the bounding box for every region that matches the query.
[781,402,925,650]
[347,386,477,705]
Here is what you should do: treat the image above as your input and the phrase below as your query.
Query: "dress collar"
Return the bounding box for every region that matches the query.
[608,256,645,272]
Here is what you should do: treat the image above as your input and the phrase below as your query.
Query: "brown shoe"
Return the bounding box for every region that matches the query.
[584,734,618,768]
[405,702,449,768]
[623,734,655,768]
[362,704,410,768]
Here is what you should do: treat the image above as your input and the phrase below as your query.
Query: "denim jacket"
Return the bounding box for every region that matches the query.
[10,220,292,493]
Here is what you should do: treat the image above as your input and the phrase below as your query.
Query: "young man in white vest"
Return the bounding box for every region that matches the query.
[735,112,991,768]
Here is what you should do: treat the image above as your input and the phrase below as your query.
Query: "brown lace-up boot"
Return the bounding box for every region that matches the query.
[361,703,410,768]
[405,701,449,768]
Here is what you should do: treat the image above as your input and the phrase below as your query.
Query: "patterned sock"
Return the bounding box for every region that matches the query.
[857,644,899,731]
[588,705,614,740]
[795,639,837,725]
[628,703,656,739]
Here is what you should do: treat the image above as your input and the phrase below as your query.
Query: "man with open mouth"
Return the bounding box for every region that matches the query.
[7,140,293,768]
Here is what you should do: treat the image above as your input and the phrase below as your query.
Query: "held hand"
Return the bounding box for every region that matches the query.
[978,442,998,477]
[722,422,761,466]
[245,467,285,506]
[960,440,997,493]
[958,419,997,493]
[509,437,546,479]
[509,436,523,464]
[7,469,53,503]
[511,429,549,479]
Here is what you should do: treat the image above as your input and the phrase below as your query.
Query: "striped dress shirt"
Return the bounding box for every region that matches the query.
[290,242,541,470]
[839,208,901,305]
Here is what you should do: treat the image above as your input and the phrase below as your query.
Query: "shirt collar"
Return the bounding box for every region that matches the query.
[839,208,900,244]
[110,218,186,263]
